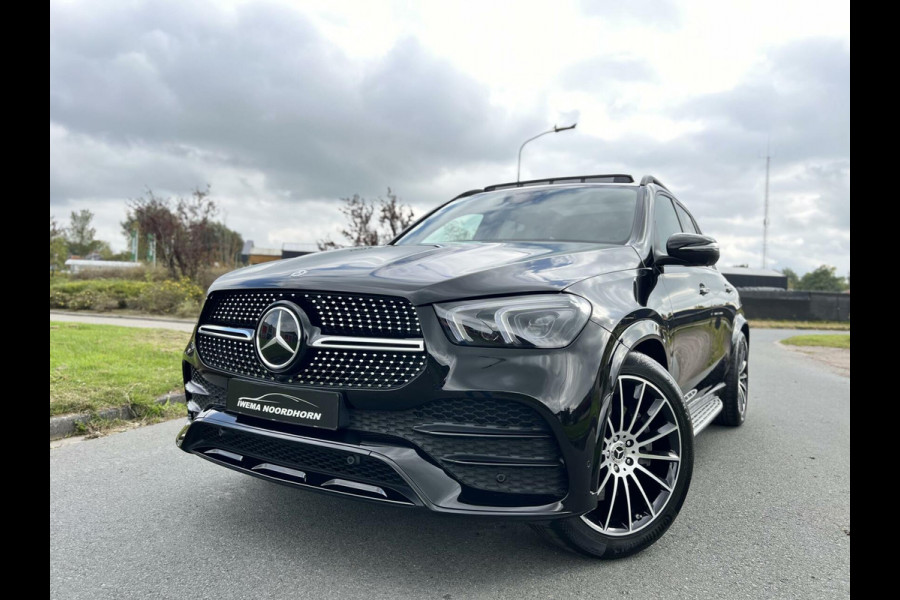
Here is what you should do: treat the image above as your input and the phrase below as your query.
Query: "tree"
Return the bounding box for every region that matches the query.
[205,221,246,266]
[122,190,181,274]
[94,241,132,261]
[378,188,415,239]
[122,186,244,279]
[66,209,101,256]
[50,215,68,271]
[781,268,800,290]
[797,265,848,292]
[318,188,415,250]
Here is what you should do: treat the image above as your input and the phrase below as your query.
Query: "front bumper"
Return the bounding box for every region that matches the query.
[177,310,615,519]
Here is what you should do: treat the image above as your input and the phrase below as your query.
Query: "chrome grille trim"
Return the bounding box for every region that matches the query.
[197,325,254,341]
[310,335,424,352]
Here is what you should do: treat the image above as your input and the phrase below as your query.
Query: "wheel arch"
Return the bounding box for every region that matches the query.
[733,312,750,346]
[590,317,671,489]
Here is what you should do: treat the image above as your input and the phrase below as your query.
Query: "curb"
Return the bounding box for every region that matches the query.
[50,310,196,325]
[50,392,186,440]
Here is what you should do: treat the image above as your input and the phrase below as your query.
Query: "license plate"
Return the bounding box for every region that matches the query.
[226,379,343,430]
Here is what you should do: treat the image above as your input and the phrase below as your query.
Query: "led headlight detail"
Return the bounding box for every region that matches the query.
[434,294,592,348]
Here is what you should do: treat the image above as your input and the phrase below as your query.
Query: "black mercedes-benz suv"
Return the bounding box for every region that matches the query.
[176,173,749,558]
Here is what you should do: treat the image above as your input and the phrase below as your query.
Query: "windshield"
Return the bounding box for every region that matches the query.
[395,186,638,246]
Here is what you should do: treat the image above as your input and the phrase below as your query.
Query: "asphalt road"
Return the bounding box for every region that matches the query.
[49,329,850,599]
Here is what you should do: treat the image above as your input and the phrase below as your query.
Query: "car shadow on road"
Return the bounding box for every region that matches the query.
[196,475,644,587]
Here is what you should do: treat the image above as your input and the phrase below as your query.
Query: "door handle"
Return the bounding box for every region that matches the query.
[724,286,734,294]
[699,283,711,295]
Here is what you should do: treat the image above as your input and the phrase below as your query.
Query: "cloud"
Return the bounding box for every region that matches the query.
[559,56,658,90]
[50,1,849,275]
[50,2,540,201]
[578,0,682,28]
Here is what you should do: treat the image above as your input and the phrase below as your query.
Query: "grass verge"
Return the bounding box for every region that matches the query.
[749,320,850,331]
[781,334,850,349]
[50,321,189,417]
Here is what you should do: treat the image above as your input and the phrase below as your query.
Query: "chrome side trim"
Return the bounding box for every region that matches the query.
[204,448,243,462]
[185,380,208,396]
[197,325,255,341]
[441,456,561,468]
[311,335,424,352]
[321,478,389,498]
[412,424,550,439]
[251,463,307,481]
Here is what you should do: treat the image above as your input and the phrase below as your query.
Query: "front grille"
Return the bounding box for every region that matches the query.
[187,421,406,487]
[203,290,422,337]
[195,335,426,388]
[196,290,426,388]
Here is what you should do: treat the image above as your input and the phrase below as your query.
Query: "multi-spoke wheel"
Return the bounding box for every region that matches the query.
[580,375,683,537]
[531,352,694,559]
[718,333,749,426]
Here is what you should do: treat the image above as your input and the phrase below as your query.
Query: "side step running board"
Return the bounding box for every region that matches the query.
[685,389,724,436]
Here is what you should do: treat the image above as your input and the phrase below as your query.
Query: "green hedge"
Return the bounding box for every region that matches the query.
[50,278,204,317]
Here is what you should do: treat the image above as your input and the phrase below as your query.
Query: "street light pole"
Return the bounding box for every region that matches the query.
[517,123,577,182]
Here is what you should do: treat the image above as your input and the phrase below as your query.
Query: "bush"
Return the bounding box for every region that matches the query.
[50,279,150,310]
[49,275,204,316]
[91,293,122,312]
[68,290,98,310]
[132,279,204,314]
[67,265,170,282]
[50,289,68,308]
[175,298,202,320]
[195,266,237,291]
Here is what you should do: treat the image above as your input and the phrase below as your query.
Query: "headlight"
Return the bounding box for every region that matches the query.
[434,294,592,349]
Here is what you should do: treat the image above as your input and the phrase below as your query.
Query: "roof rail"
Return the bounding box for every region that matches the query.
[639,175,669,191]
[450,189,483,201]
[483,174,634,192]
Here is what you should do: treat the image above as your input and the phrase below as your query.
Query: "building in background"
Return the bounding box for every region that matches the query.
[718,267,850,321]
[718,267,788,290]
[247,246,282,265]
[64,259,142,274]
[241,241,320,264]
[281,242,319,259]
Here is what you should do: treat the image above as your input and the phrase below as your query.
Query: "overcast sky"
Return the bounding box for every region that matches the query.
[50,0,850,274]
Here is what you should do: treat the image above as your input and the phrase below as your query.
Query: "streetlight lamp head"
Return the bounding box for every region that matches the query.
[517,122,579,182]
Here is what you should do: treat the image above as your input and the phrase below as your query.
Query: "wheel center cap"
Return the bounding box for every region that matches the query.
[612,444,625,462]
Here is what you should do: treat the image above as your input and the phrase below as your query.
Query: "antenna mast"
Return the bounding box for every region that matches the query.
[762,144,771,269]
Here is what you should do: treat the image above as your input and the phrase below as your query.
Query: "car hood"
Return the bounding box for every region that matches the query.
[210,242,642,305]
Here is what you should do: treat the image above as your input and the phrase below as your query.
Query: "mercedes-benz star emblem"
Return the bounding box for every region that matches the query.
[255,306,303,370]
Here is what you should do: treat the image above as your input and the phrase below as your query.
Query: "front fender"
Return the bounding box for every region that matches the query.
[733,312,749,345]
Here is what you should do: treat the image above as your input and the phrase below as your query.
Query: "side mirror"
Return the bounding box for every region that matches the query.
[661,233,720,266]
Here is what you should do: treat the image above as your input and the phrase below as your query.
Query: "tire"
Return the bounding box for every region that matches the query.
[716,333,749,426]
[531,352,694,559]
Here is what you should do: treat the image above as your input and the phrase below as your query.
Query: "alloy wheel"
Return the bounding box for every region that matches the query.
[737,341,749,416]
[581,375,683,537]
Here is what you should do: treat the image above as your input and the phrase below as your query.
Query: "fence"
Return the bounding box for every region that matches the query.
[739,290,850,322]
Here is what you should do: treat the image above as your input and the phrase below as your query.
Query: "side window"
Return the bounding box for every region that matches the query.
[674,203,699,234]
[654,195,683,253]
